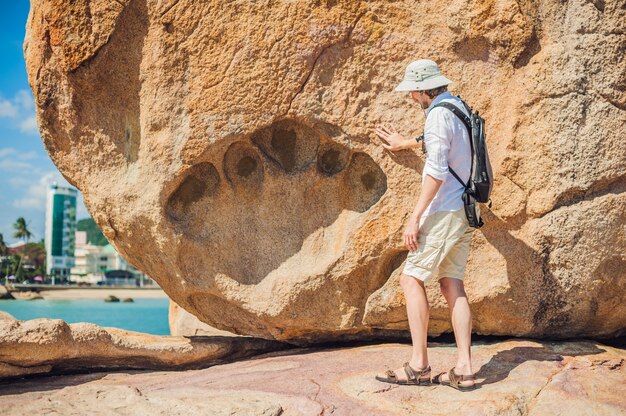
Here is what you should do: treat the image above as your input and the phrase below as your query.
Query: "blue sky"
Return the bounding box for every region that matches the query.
[1,2,89,245]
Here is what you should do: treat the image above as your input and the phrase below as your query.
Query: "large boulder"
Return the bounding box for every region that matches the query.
[24,0,625,343]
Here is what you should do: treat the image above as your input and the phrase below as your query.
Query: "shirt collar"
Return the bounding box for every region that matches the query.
[426,91,453,116]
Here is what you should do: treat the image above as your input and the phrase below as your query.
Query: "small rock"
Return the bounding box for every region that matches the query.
[122,298,134,302]
[11,292,43,300]
[0,285,14,300]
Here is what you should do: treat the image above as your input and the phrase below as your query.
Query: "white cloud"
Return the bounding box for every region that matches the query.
[6,176,32,188]
[0,147,38,160]
[0,147,41,173]
[1,168,90,244]
[10,171,88,218]
[0,99,18,118]
[14,90,34,112]
[0,148,15,158]
[19,115,39,135]
[17,150,38,160]
[0,89,38,135]
[12,171,68,211]
[0,159,36,172]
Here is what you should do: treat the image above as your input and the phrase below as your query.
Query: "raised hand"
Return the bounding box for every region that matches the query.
[374,123,407,152]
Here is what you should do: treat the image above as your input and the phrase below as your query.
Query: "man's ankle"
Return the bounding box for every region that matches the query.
[409,360,430,370]
[454,362,472,374]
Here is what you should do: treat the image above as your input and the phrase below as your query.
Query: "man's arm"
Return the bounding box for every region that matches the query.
[407,107,451,229]
[404,174,443,251]
[409,174,443,223]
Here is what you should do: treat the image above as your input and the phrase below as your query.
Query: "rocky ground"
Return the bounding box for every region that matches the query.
[1,337,624,416]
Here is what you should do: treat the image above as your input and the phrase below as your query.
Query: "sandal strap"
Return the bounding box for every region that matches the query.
[449,368,457,385]
[406,362,431,375]
[385,369,397,379]
[403,362,431,383]
[403,362,417,382]
[450,367,476,382]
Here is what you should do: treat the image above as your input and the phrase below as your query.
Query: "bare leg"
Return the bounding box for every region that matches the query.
[437,276,475,387]
[376,273,430,381]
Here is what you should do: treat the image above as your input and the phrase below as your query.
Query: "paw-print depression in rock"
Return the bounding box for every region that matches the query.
[165,119,387,285]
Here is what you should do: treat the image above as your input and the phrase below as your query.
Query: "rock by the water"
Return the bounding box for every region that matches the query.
[0,318,289,379]
[0,286,14,300]
[1,338,624,415]
[104,295,120,302]
[122,297,134,302]
[24,0,626,343]
[11,291,43,301]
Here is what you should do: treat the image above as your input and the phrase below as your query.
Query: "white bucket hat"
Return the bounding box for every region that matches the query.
[394,59,452,92]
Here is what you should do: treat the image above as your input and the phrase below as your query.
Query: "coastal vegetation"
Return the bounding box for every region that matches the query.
[1,219,46,282]
[1,217,109,283]
[76,218,107,246]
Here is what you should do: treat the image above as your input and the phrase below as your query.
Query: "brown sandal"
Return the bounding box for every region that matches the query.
[375,363,432,386]
[432,367,477,391]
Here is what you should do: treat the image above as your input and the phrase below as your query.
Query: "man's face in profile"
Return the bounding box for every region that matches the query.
[410,90,428,110]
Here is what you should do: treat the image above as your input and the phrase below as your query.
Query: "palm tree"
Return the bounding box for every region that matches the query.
[0,233,6,255]
[0,233,7,282]
[12,217,33,281]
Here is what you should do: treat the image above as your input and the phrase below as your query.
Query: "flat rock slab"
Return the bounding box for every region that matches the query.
[0,318,289,379]
[1,338,623,415]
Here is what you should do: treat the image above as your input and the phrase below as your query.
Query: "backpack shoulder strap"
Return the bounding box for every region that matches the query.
[433,102,471,135]
[448,166,468,189]
[432,100,473,189]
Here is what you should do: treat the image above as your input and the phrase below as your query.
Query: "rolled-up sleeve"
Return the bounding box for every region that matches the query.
[422,108,451,181]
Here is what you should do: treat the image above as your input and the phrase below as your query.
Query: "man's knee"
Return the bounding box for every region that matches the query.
[439,276,465,296]
[400,273,426,289]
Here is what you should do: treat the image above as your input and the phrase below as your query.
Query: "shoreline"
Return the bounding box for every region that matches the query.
[35,288,169,300]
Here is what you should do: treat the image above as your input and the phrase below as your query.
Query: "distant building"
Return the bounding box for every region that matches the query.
[70,231,158,287]
[70,231,104,284]
[45,183,77,279]
[7,241,27,252]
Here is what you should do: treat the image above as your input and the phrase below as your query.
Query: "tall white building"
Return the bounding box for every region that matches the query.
[45,183,77,279]
[70,231,103,284]
[71,231,157,287]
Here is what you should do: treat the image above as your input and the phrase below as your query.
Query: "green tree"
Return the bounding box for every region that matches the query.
[0,233,7,280]
[76,217,108,246]
[19,242,46,280]
[12,217,33,281]
[0,233,6,255]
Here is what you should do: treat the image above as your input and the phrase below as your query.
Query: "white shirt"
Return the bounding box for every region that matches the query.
[420,91,472,217]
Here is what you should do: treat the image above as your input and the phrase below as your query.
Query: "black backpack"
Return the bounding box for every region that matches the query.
[432,97,493,228]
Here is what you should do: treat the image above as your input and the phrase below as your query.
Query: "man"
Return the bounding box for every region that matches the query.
[373,59,478,390]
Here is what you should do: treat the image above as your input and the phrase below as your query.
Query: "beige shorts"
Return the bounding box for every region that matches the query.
[402,207,477,283]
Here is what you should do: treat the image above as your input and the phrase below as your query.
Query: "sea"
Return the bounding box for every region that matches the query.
[0,298,170,335]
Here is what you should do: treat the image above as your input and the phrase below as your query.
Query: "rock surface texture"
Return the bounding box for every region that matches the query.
[24,0,626,343]
[169,299,241,337]
[1,338,624,415]
[0,318,288,379]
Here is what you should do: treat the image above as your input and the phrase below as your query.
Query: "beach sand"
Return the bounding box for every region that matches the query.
[38,288,168,300]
